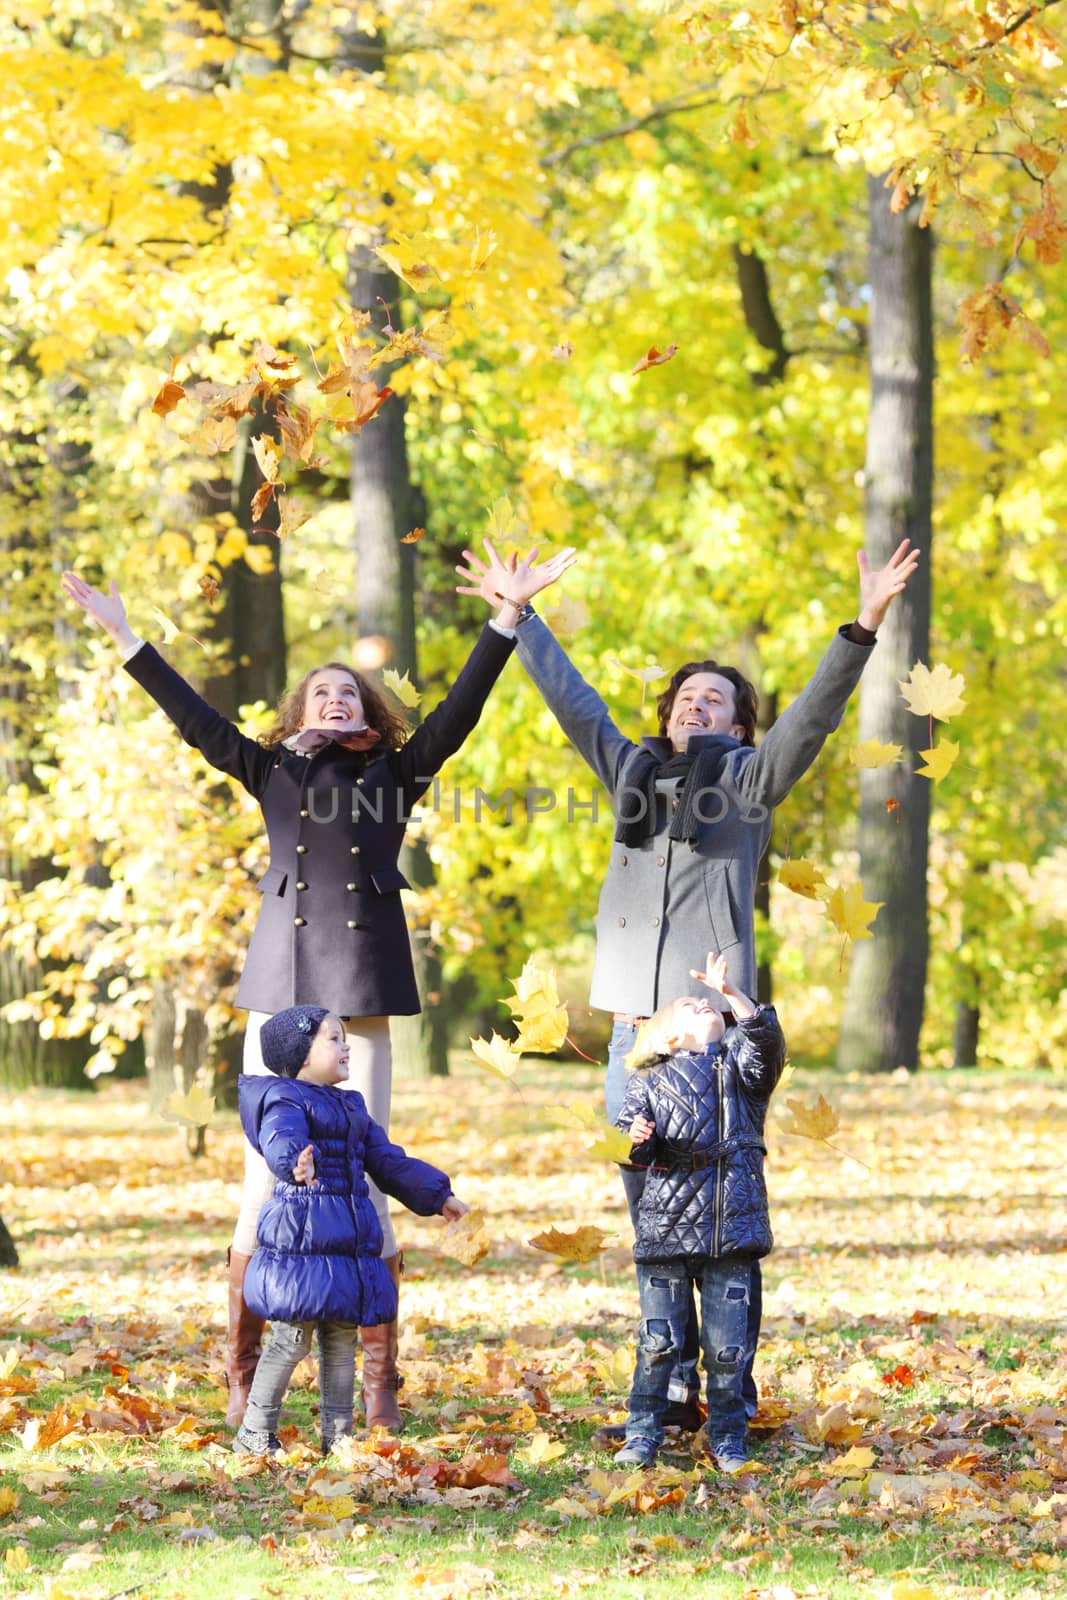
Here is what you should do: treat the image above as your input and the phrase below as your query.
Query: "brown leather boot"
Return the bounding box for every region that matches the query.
[225,1248,265,1429]
[361,1252,404,1432]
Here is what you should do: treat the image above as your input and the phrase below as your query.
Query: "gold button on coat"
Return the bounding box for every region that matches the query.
[293,917,306,927]
[296,844,307,854]
[347,920,358,930]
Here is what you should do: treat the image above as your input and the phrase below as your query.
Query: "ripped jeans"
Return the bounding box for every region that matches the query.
[626,1259,751,1449]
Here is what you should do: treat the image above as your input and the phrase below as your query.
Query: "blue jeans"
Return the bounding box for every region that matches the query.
[628,1258,750,1448]
[607,1019,761,1415]
[243,1319,359,1450]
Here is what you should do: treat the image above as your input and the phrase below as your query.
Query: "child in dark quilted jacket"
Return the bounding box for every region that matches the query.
[612,953,785,1472]
[235,1005,467,1456]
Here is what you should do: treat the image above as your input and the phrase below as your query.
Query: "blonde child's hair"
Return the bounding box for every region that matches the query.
[624,1000,689,1073]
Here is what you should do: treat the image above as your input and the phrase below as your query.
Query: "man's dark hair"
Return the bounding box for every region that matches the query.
[656,661,759,747]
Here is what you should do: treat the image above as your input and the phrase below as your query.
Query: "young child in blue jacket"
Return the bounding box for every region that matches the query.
[612,953,785,1473]
[236,1005,467,1456]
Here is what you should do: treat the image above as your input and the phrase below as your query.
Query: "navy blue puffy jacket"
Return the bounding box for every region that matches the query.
[239,1075,452,1325]
[616,1006,786,1264]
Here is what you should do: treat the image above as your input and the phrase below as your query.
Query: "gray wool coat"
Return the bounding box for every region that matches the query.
[515,615,874,1016]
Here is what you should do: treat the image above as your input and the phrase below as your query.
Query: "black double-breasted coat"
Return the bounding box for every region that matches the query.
[124,625,515,1016]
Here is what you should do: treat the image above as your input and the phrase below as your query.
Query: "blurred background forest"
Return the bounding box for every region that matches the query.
[1,0,1064,1109]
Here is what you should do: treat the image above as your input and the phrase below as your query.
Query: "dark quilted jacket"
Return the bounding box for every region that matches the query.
[615,1006,786,1264]
[239,1075,452,1326]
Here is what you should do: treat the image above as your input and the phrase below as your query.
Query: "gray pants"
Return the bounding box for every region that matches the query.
[233,1011,395,1257]
[243,1319,359,1450]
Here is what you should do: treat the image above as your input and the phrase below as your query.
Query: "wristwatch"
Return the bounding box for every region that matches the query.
[514,602,535,626]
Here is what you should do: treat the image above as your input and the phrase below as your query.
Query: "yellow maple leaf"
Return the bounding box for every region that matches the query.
[545,1495,594,1519]
[916,739,960,782]
[251,434,281,483]
[849,739,903,769]
[0,1486,18,1516]
[593,1346,634,1391]
[825,881,883,942]
[826,1444,877,1478]
[163,1084,216,1128]
[381,668,422,709]
[528,1225,610,1263]
[506,953,562,1012]
[898,661,967,720]
[548,1100,603,1131]
[586,1126,634,1163]
[890,1581,939,1600]
[514,1007,568,1055]
[777,859,829,900]
[470,1033,522,1079]
[608,657,667,687]
[4,1547,29,1573]
[783,1093,840,1142]
[440,1209,491,1268]
[188,414,239,456]
[374,241,434,290]
[516,1431,566,1466]
[274,496,312,542]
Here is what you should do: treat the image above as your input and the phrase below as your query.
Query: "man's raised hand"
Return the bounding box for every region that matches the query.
[856,538,921,632]
[455,537,578,610]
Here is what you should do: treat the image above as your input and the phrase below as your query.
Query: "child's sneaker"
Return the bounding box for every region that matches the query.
[710,1437,748,1475]
[614,1436,659,1469]
[234,1425,282,1458]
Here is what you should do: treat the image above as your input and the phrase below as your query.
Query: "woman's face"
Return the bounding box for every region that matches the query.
[299,668,365,733]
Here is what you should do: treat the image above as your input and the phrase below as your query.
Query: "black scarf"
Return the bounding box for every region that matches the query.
[614,735,742,847]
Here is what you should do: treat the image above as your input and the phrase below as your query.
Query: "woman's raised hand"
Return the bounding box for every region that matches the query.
[455,537,578,613]
[60,573,138,650]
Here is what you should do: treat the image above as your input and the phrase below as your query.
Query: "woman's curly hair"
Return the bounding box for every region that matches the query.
[259,662,410,752]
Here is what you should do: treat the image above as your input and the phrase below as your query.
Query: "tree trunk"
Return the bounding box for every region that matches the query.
[952,999,980,1068]
[346,253,446,1076]
[0,1213,17,1269]
[837,176,933,1074]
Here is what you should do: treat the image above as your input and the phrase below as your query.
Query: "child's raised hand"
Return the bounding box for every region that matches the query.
[692,951,729,995]
[629,1114,655,1145]
[441,1195,469,1222]
[292,1144,316,1185]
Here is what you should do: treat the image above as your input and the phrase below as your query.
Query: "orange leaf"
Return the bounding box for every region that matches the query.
[198,574,220,603]
[631,344,678,375]
[275,496,312,541]
[334,381,394,434]
[151,378,186,418]
[401,526,426,544]
[250,480,278,523]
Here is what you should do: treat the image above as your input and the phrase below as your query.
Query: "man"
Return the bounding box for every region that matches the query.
[457,536,919,1432]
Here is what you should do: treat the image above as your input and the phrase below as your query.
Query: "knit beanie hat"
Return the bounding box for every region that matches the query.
[260,1006,330,1078]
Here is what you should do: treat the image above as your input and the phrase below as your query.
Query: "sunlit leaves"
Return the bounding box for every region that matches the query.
[849,739,903,769]
[439,1209,491,1267]
[501,955,568,1056]
[585,1126,634,1164]
[782,1092,840,1142]
[777,859,830,900]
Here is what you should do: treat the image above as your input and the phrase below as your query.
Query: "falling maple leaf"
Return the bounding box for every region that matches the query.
[898,661,967,720]
[528,1225,610,1264]
[401,527,426,544]
[275,402,325,467]
[777,859,829,900]
[485,495,518,541]
[609,658,667,688]
[375,242,434,290]
[440,1209,491,1267]
[783,1093,840,1142]
[198,574,220,603]
[917,739,960,782]
[548,1100,604,1131]
[382,668,422,708]
[151,368,186,418]
[470,1033,522,1079]
[550,340,573,361]
[250,480,278,523]
[251,434,281,483]
[334,380,393,434]
[274,496,311,541]
[850,739,903,769]
[149,607,206,652]
[163,1084,216,1128]
[885,797,901,817]
[188,415,239,456]
[514,1007,568,1055]
[825,881,883,943]
[631,343,678,375]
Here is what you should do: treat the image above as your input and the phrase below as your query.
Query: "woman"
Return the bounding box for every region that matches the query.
[61,547,574,1428]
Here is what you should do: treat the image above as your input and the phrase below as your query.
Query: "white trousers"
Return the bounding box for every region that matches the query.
[232,1012,396,1263]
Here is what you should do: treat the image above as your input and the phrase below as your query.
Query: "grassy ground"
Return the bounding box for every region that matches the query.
[3,1059,1067,1600]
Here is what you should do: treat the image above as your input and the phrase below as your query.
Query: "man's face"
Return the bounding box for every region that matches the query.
[665,997,725,1053]
[299,668,365,734]
[665,671,745,753]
